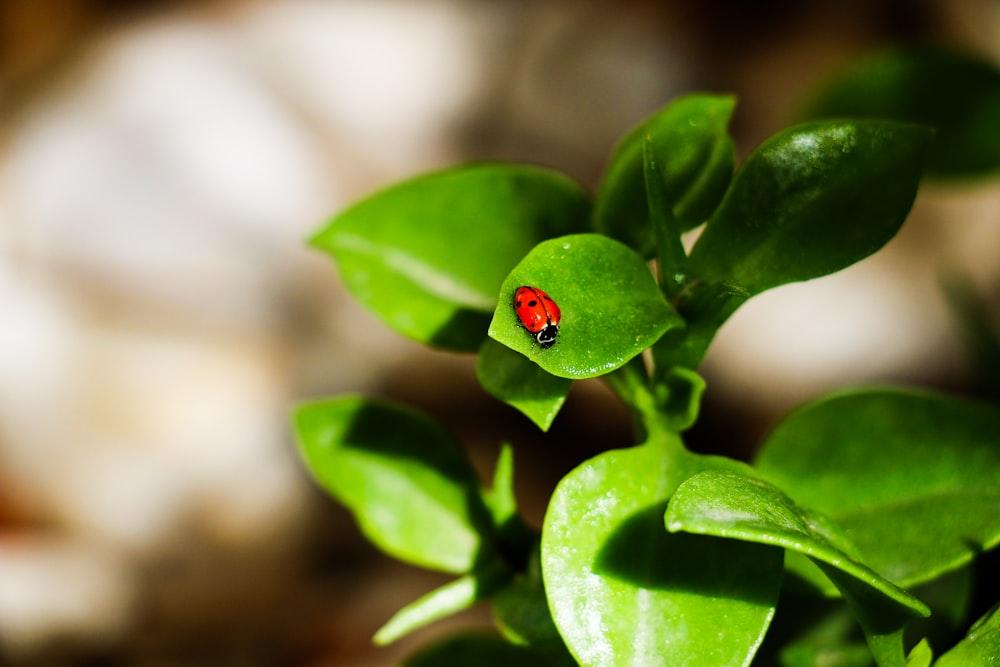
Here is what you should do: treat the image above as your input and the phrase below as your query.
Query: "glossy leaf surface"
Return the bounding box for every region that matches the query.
[542,439,782,666]
[666,470,929,616]
[488,234,683,379]
[689,120,931,296]
[294,396,491,573]
[755,388,1000,591]
[666,471,929,667]
[312,164,589,350]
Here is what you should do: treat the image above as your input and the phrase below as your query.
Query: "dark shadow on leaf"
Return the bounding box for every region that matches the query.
[402,632,577,667]
[594,503,783,605]
[340,402,475,482]
[428,308,492,351]
[340,401,497,564]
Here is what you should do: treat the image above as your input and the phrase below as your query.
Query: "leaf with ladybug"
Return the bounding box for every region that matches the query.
[487,233,683,380]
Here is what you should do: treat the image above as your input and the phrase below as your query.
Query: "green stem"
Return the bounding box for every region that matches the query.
[603,354,653,442]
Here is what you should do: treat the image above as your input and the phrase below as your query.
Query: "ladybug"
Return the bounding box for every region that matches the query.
[513,286,561,349]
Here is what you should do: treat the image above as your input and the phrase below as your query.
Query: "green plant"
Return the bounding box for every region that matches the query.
[294,49,1000,666]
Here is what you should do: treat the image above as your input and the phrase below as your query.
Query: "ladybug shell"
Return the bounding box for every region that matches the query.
[513,286,561,348]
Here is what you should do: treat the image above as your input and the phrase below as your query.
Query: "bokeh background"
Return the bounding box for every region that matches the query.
[1,1,998,665]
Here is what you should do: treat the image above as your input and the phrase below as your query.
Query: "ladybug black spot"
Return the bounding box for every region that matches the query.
[528,299,538,307]
[515,300,522,307]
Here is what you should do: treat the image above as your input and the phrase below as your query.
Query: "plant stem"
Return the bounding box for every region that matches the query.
[603,354,653,442]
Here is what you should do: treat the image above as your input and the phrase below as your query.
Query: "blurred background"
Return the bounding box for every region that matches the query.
[0,0,998,665]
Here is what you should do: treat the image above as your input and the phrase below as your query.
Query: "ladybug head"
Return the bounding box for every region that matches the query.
[536,324,558,349]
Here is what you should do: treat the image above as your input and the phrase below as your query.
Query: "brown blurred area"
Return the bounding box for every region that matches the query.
[0,1,997,665]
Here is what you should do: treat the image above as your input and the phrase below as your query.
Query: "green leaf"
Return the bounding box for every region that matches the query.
[374,574,482,645]
[754,388,1000,591]
[816,563,921,667]
[492,543,563,648]
[644,135,689,299]
[294,396,492,574]
[594,94,736,255]
[651,366,707,432]
[781,642,875,667]
[906,566,975,655]
[481,444,536,569]
[665,471,928,615]
[483,443,518,529]
[688,120,932,296]
[399,632,578,667]
[311,164,589,351]
[935,601,1000,667]
[802,46,1000,179]
[665,470,929,667]
[488,234,684,379]
[777,606,875,667]
[905,638,932,667]
[541,439,782,666]
[476,338,571,431]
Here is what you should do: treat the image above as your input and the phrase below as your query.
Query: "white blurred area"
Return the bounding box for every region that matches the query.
[0,0,997,664]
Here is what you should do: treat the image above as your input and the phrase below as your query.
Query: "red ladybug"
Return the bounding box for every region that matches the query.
[513,286,561,349]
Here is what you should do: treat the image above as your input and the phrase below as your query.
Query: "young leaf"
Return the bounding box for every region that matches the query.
[482,443,518,529]
[541,439,782,666]
[481,443,535,568]
[594,94,736,256]
[643,135,688,299]
[294,396,493,574]
[399,632,578,667]
[665,471,929,667]
[688,120,932,296]
[476,338,571,431]
[492,543,563,648]
[754,388,1000,591]
[374,574,482,646]
[311,164,589,351]
[488,234,684,379]
[905,638,932,667]
[652,365,707,432]
[934,601,1000,666]
[802,46,1000,179]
